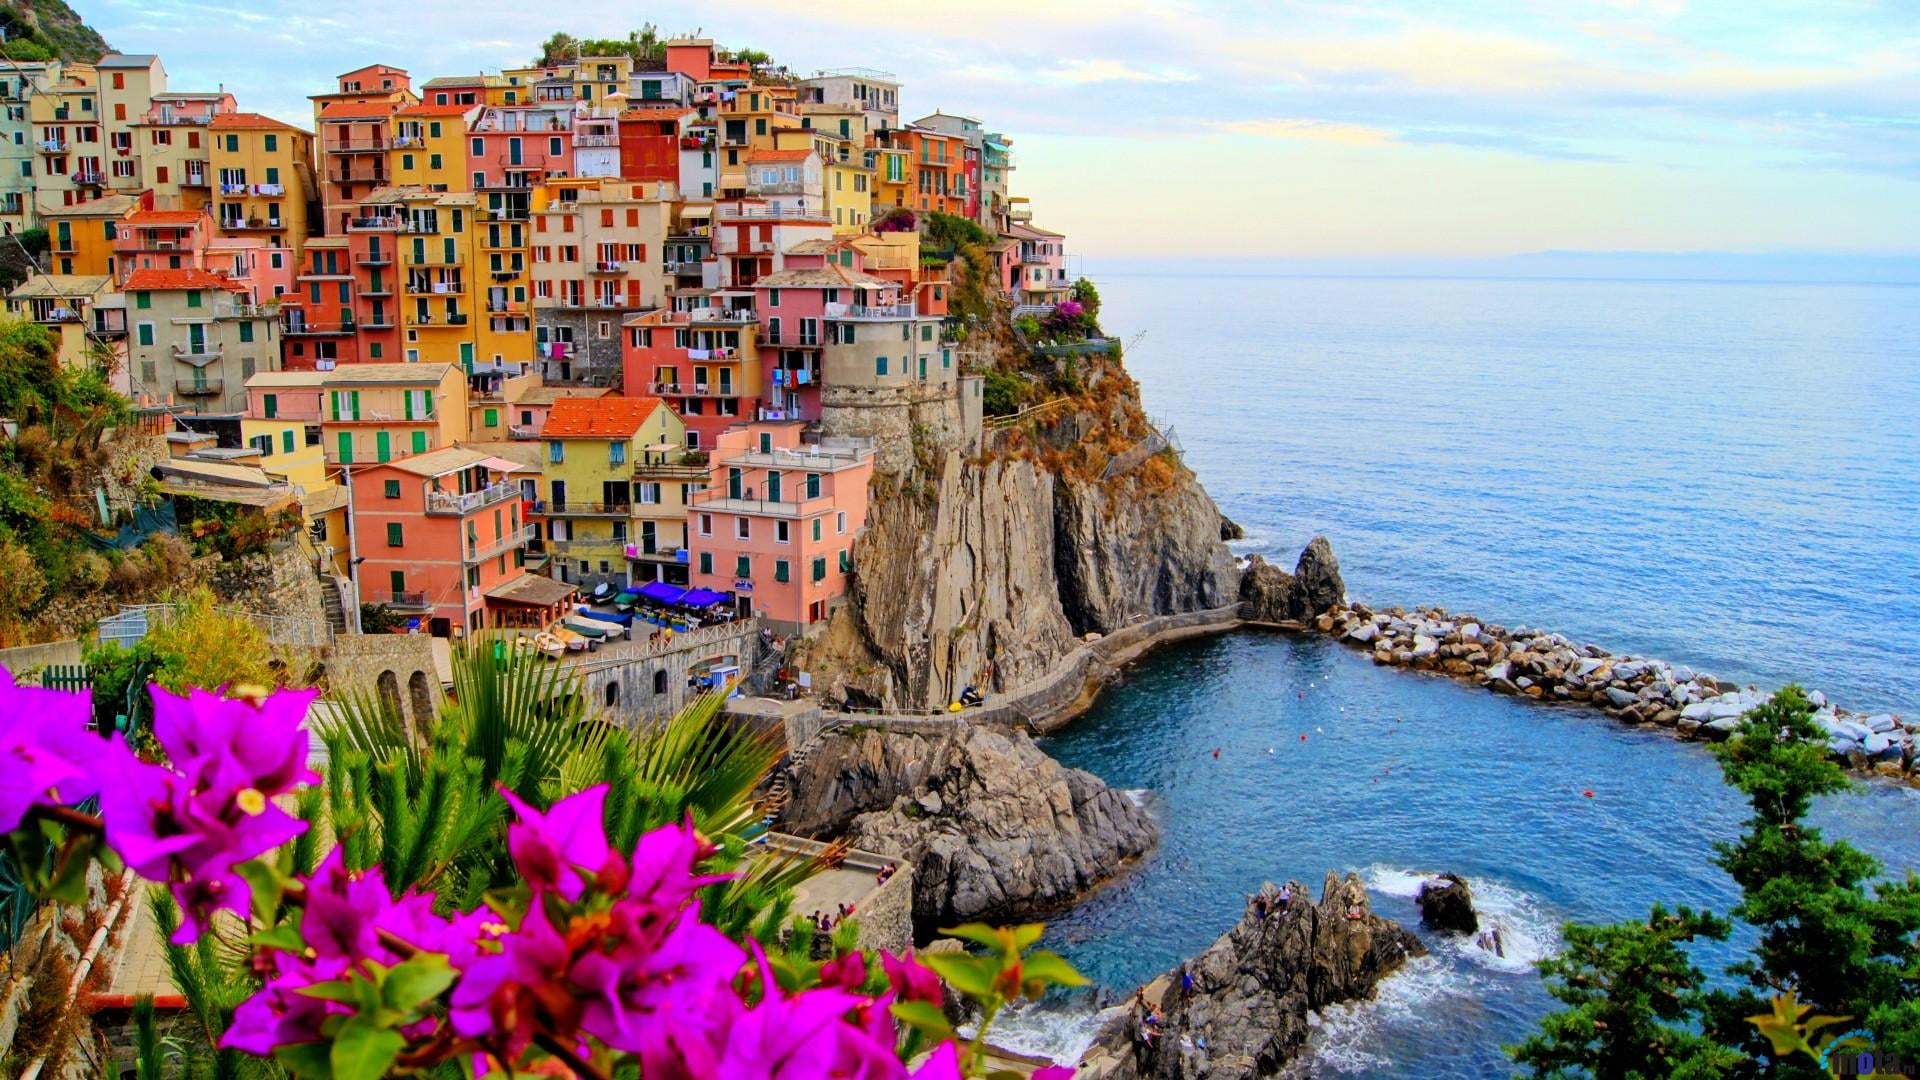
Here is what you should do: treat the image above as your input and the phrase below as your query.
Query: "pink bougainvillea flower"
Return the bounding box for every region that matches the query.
[571,899,745,1058]
[498,784,613,901]
[449,900,577,1059]
[880,950,944,1008]
[0,666,100,830]
[818,950,868,991]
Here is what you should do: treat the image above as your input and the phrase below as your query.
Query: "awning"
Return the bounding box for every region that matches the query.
[679,204,714,218]
[679,588,729,607]
[474,456,526,474]
[638,581,688,604]
[487,573,579,607]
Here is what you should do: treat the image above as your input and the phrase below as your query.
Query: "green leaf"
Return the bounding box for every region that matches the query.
[889,999,954,1039]
[233,858,286,924]
[935,923,1006,950]
[920,951,996,998]
[43,832,100,906]
[1016,950,1088,989]
[382,953,456,1011]
[330,1018,404,1080]
[273,1039,335,1078]
[1008,923,1046,952]
[248,924,307,952]
[297,980,365,1005]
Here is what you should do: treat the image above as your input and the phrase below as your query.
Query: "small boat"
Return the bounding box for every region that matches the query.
[533,632,566,658]
[589,581,617,604]
[561,616,610,640]
[573,610,629,639]
[614,587,644,613]
[550,626,594,652]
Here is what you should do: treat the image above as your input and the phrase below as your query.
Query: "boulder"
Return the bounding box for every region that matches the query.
[795,727,1159,929]
[1106,873,1424,1080]
[1346,622,1378,644]
[1416,873,1478,934]
[1604,686,1638,709]
[1237,537,1347,623]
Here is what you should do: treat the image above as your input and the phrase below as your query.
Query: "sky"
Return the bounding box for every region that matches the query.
[82,0,1920,261]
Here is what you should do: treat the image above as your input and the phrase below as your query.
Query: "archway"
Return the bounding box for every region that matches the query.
[653,669,669,695]
[408,671,434,728]
[375,669,401,720]
[605,681,620,709]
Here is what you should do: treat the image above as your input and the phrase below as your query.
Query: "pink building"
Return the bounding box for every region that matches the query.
[347,445,539,637]
[751,264,914,421]
[245,370,326,421]
[206,237,298,302]
[685,421,874,629]
[710,198,831,288]
[469,105,574,220]
[113,209,215,281]
[621,307,760,450]
[1003,222,1069,306]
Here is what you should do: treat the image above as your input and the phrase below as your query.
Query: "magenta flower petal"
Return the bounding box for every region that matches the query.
[498,783,611,900]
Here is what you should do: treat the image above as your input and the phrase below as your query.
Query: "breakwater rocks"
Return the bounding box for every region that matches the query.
[780,726,1159,930]
[1088,873,1424,1080]
[1311,603,1916,781]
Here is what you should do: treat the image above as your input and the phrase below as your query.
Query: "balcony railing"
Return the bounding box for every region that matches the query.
[214,303,272,319]
[573,134,619,147]
[283,321,355,336]
[1020,252,1049,265]
[356,253,394,266]
[174,378,224,397]
[385,590,431,610]
[465,524,537,564]
[173,345,222,362]
[37,140,67,153]
[717,202,824,220]
[591,260,624,273]
[543,500,630,517]
[329,137,387,153]
[749,179,805,195]
[391,135,425,149]
[349,216,399,231]
[407,281,462,295]
[72,170,103,186]
[824,301,914,320]
[426,481,521,516]
[652,382,738,397]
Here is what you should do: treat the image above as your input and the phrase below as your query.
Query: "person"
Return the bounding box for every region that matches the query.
[1180,970,1195,999]
[1252,895,1268,919]
[1278,884,1292,907]
[1346,904,1363,921]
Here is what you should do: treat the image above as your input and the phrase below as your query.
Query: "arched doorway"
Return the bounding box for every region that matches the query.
[653,669,668,695]
[605,681,620,709]
[408,671,434,729]
[375,670,401,720]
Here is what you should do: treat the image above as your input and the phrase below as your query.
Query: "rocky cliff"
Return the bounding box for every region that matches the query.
[1,0,110,61]
[1237,537,1345,624]
[1094,873,1424,1080]
[800,354,1239,711]
[781,725,1158,930]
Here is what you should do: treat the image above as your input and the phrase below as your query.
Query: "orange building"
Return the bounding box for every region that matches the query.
[347,445,536,636]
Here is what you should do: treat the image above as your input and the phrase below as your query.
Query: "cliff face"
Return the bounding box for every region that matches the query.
[781,726,1158,929]
[803,356,1238,711]
[1,0,110,61]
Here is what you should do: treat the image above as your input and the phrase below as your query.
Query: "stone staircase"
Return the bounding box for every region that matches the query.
[320,575,349,634]
[758,715,851,828]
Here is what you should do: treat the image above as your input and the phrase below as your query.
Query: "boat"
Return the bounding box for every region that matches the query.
[533,632,566,658]
[550,626,594,652]
[589,581,617,604]
[573,610,630,639]
[561,616,610,640]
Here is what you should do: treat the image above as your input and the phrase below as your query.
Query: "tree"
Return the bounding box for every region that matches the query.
[0,227,47,292]
[1510,904,1740,1079]
[1513,687,1920,1076]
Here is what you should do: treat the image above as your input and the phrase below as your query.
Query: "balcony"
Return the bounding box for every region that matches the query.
[717,203,825,220]
[35,308,81,324]
[544,500,630,518]
[825,301,915,320]
[590,260,624,274]
[391,135,425,149]
[573,134,619,148]
[652,381,738,398]
[464,523,537,564]
[749,179,805,195]
[182,163,209,186]
[284,321,355,336]
[359,285,393,297]
[1008,206,1032,223]
[1020,252,1049,265]
[37,140,67,153]
[406,281,461,295]
[356,253,394,266]
[663,260,705,274]
[174,378,224,397]
[329,137,387,153]
[173,344,222,363]
[73,169,104,186]
[426,481,521,516]
[214,303,273,319]
[385,590,431,611]
[361,317,396,329]
[348,216,398,231]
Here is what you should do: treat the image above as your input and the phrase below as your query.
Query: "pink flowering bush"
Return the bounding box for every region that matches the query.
[0,669,1088,1079]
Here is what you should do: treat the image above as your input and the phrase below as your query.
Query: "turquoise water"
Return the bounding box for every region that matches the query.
[995,276,1920,1073]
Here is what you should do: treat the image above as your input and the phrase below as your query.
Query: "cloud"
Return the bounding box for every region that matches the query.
[1210,117,1397,145]
[951,58,1200,87]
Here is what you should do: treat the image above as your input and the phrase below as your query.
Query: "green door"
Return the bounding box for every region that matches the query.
[376,431,392,462]
[263,393,277,419]
[766,471,781,502]
[337,432,352,464]
[411,431,427,454]
[727,468,742,499]
[389,570,405,599]
[460,341,474,374]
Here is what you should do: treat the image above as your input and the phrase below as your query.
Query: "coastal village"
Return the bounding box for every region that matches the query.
[0,39,1072,644]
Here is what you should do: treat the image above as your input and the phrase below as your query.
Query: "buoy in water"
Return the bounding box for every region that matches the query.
[1582,790,1595,798]
[1212,748,1221,759]
[1299,734,1308,741]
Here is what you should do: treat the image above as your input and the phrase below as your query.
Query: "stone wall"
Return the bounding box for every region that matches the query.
[292,633,446,728]
[819,379,977,474]
[566,619,762,728]
[763,832,914,955]
[0,637,85,677]
[206,541,329,640]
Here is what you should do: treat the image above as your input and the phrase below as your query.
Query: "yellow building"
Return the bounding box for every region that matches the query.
[418,74,514,109]
[872,144,911,211]
[209,113,316,252]
[43,194,138,277]
[776,126,870,231]
[319,361,469,465]
[368,186,530,369]
[573,56,633,109]
[389,103,476,190]
[29,64,104,219]
[529,178,673,383]
[5,275,126,372]
[95,53,166,198]
[539,394,686,590]
[136,92,235,211]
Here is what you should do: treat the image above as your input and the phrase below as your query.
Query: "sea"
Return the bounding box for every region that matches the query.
[988,274,1920,1075]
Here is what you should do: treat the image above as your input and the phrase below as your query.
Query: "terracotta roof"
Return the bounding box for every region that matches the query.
[124,209,206,225]
[381,445,492,477]
[397,102,478,116]
[319,101,398,120]
[212,113,309,134]
[120,268,247,292]
[748,149,812,162]
[541,395,665,438]
[486,572,578,607]
[514,386,611,406]
[754,266,890,288]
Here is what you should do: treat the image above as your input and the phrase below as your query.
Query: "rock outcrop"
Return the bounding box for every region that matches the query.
[1238,537,1346,624]
[797,354,1238,712]
[1416,873,1477,934]
[781,726,1158,928]
[1097,873,1424,1080]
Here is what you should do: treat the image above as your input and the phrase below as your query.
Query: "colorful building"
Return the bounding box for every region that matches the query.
[209,112,314,251]
[0,61,60,232]
[44,193,142,277]
[530,178,673,384]
[29,63,105,218]
[537,394,685,592]
[685,420,873,629]
[389,103,475,190]
[133,91,233,211]
[347,445,536,636]
[5,274,126,374]
[122,267,279,414]
[95,53,166,199]
[309,64,415,234]
[319,361,468,464]
[621,306,759,449]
